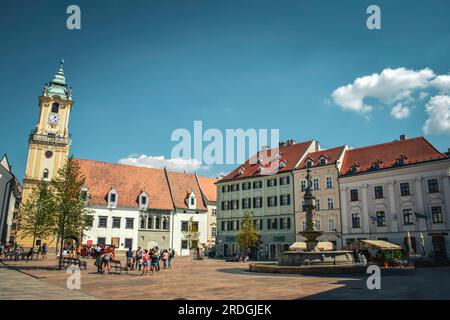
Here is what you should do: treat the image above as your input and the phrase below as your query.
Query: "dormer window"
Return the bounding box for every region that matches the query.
[319,156,328,166]
[396,155,408,166]
[237,167,245,175]
[108,189,118,208]
[258,165,264,172]
[256,157,262,164]
[372,159,383,170]
[350,162,360,173]
[274,152,282,160]
[139,192,148,209]
[187,192,196,209]
[279,160,287,169]
[306,160,313,168]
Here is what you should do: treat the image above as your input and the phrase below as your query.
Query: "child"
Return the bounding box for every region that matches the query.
[142,249,150,276]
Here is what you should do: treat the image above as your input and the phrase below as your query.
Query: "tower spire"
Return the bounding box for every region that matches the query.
[42,59,71,100]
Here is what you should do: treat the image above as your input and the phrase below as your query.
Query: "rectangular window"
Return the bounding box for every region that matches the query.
[350,189,359,202]
[231,184,239,192]
[181,240,188,250]
[328,218,336,232]
[227,221,233,231]
[86,215,94,227]
[431,206,444,223]
[242,198,252,209]
[267,196,278,207]
[315,198,320,211]
[280,194,290,206]
[98,216,107,228]
[212,209,217,216]
[326,177,333,189]
[374,186,384,199]
[212,227,217,237]
[221,221,227,231]
[125,238,133,249]
[231,200,239,210]
[222,186,228,193]
[253,181,262,189]
[352,213,361,229]
[112,217,121,229]
[97,237,106,245]
[140,196,147,205]
[376,211,386,227]
[403,208,414,225]
[279,176,290,185]
[221,201,229,211]
[125,218,134,229]
[301,180,306,192]
[315,219,321,230]
[327,197,334,210]
[313,179,320,190]
[301,200,306,212]
[268,218,278,230]
[181,221,189,232]
[267,179,277,187]
[400,182,411,196]
[242,182,252,190]
[253,197,263,208]
[428,179,439,193]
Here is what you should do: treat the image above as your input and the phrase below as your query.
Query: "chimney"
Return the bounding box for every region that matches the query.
[286,139,295,146]
[400,134,407,141]
[279,141,286,147]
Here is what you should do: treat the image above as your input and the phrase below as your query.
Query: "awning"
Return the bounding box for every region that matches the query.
[349,240,402,251]
[289,241,334,251]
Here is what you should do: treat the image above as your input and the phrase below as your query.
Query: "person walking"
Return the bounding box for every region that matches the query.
[142,249,150,276]
[168,248,175,269]
[41,243,48,260]
[161,250,169,269]
[135,246,143,271]
[150,250,158,275]
[126,247,133,270]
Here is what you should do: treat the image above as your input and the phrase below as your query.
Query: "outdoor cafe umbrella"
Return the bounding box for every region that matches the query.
[420,232,426,256]
[406,231,413,256]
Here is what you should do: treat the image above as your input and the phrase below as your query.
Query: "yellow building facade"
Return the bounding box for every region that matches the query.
[18,61,73,248]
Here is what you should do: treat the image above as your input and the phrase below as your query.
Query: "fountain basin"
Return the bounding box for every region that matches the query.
[278,250,355,267]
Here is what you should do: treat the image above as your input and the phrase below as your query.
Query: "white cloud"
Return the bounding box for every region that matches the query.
[118,155,209,172]
[390,103,411,120]
[331,67,435,113]
[423,95,450,134]
[431,75,450,93]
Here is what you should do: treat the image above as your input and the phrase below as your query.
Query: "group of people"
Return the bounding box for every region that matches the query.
[126,247,175,276]
[0,242,48,261]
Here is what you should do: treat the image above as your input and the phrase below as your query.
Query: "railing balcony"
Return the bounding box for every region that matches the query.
[29,129,71,146]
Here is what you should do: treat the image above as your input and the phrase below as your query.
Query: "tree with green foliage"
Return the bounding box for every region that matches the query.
[236,210,259,256]
[19,181,56,258]
[51,156,93,269]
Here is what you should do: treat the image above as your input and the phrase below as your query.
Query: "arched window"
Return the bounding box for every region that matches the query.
[107,189,118,207]
[42,169,49,179]
[140,218,145,229]
[147,216,153,229]
[51,102,59,113]
[162,218,169,230]
[155,217,161,229]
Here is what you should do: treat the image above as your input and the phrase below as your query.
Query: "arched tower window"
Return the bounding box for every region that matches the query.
[147,216,153,229]
[42,169,49,179]
[51,102,59,113]
[155,217,161,229]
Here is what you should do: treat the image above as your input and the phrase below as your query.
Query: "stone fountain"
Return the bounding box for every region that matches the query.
[250,170,364,274]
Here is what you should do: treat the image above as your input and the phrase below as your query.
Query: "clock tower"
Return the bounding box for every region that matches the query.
[20,60,73,247]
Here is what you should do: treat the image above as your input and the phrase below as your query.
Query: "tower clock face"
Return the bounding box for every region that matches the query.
[48,112,59,125]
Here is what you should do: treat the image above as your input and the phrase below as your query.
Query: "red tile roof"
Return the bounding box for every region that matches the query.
[197,176,218,202]
[299,146,346,169]
[220,140,315,182]
[340,137,447,176]
[76,159,174,210]
[166,171,208,211]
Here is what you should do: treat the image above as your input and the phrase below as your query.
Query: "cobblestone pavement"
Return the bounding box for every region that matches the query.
[1,255,450,300]
[0,264,95,300]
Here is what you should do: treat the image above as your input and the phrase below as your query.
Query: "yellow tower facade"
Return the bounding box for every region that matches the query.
[19,60,73,248]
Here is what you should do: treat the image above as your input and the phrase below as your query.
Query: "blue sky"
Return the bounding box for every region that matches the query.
[1,0,450,180]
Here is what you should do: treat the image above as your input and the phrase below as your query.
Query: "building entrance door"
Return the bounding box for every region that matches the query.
[270,244,276,260]
[223,244,229,257]
[432,236,447,260]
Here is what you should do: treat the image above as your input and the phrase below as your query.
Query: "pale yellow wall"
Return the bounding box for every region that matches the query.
[293,165,342,247]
